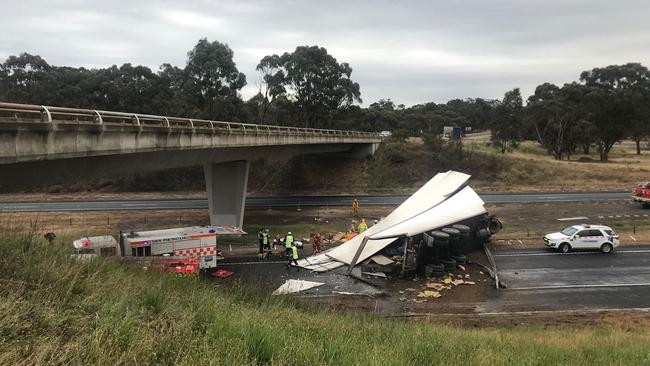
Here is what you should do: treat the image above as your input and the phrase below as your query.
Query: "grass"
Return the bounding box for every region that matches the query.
[465,139,650,192]
[2,227,650,365]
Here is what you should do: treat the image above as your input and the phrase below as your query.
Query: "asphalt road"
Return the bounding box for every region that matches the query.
[483,246,650,312]
[0,191,630,212]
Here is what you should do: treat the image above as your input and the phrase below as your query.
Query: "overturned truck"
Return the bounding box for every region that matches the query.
[298,171,500,275]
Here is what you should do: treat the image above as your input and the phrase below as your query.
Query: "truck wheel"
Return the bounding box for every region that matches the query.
[452,254,467,264]
[600,243,613,254]
[559,243,571,253]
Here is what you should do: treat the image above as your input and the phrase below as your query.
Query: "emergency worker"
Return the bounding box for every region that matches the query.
[257,229,265,255]
[261,229,271,257]
[284,231,294,257]
[286,241,300,270]
[312,233,322,254]
[358,218,368,233]
[352,198,360,217]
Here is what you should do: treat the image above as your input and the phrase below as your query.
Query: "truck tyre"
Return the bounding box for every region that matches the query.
[488,218,503,234]
[601,243,613,254]
[440,259,456,272]
[452,254,467,264]
[559,243,571,253]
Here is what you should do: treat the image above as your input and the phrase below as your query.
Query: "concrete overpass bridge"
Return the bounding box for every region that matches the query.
[0,102,381,226]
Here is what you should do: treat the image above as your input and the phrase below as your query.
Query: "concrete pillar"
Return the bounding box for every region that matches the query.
[204,160,249,227]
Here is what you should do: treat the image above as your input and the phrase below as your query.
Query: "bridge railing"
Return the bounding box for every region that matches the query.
[0,102,380,139]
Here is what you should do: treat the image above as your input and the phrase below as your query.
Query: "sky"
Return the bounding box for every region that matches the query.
[1,0,649,106]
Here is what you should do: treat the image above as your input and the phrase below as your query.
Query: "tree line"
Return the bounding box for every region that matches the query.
[491,63,650,161]
[2,37,649,162]
[0,38,496,134]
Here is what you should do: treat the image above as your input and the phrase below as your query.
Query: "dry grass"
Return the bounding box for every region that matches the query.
[468,140,650,192]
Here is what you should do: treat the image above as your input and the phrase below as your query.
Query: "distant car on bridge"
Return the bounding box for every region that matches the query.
[543,224,619,254]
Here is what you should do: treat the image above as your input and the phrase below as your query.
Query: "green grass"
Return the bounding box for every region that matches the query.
[2,227,650,365]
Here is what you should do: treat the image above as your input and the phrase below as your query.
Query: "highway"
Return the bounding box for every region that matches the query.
[484,246,650,312]
[0,191,630,212]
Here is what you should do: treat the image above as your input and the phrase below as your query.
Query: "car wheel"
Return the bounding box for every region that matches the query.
[601,243,613,254]
[559,243,571,253]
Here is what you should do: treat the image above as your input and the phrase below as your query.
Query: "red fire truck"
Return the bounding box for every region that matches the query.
[73,226,246,274]
[632,182,650,207]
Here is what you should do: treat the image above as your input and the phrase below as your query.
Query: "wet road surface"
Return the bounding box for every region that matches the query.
[0,191,630,212]
[482,246,650,312]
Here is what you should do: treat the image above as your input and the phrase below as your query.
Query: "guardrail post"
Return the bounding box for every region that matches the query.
[41,106,52,123]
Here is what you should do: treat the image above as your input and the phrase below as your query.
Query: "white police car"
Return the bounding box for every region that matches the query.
[543,224,619,253]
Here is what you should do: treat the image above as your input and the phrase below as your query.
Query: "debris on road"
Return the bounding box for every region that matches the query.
[417,290,441,298]
[370,254,394,266]
[211,269,234,278]
[362,271,387,278]
[273,279,324,295]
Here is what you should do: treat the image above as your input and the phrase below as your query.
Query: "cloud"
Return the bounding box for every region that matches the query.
[1,0,649,106]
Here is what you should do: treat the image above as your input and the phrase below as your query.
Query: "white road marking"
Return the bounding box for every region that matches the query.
[557,216,588,221]
[494,249,650,257]
[508,283,650,291]
[598,216,604,218]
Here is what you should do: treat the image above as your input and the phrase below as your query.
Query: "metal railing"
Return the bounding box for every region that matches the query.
[0,102,380,139]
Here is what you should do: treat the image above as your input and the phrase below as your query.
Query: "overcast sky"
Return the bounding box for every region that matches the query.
[1,0,649,106]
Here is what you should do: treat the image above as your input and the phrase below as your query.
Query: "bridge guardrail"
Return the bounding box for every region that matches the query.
[0,102,380,140]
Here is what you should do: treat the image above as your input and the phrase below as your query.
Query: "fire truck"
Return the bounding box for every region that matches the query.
[632,182,650,207]
[72,226,246,274]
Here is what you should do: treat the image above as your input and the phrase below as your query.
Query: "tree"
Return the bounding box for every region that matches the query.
[257,45,361,128]
[580,63,650,161]
[525,82,589,160]
[184,38,247,120]
[255,54,285,124]
[627,83,650,155]
[491,88,523,153]
[0,53,53,103]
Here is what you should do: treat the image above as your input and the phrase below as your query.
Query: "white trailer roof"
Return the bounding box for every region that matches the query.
[324,170,471,265]
[298,170,486,270]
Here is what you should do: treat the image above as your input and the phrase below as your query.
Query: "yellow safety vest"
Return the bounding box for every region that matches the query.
[291,245,298,259]
[358,222,368,233]
[285,235,294,248]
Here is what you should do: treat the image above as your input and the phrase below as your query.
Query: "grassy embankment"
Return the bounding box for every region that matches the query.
[465,138,650,192]
[2,227,650,365]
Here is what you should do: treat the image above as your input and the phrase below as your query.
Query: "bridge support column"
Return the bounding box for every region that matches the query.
[204,160,249,227]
